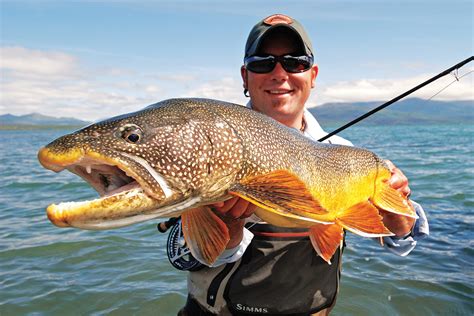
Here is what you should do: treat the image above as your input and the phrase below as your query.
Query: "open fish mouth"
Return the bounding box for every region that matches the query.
[37,147,167,229]
[38,147,144,198]
[67,159,140,197]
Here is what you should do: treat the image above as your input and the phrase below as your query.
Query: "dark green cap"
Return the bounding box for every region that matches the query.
[244,14,314,58]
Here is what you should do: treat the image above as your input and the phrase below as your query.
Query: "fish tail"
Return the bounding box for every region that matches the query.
[335,201,394,237]
[372,182,418,219]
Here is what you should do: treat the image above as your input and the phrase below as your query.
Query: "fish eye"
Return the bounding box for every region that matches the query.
[116,124,143,144]
[126,133,140,143]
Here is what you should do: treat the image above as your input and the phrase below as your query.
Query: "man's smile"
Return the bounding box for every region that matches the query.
[266,89,294,95]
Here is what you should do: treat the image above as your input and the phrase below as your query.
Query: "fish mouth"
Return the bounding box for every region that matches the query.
[37,147,171,229]
[68,160,140,197]
[38,147,143,197]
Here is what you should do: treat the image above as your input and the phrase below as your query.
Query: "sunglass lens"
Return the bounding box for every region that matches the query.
[282,56,312,73]
[247,57,275,73]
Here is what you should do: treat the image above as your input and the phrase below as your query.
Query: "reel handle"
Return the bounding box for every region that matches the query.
[157,217,180,233]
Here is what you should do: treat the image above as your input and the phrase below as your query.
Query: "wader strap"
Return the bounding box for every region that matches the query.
[253,231,310,238]
[207,262,236,306]
[249,223,311,240]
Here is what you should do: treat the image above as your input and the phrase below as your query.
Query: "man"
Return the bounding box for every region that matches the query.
[178,14,428,315]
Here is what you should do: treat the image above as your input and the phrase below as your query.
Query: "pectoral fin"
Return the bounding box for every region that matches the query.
[309,224,344,264]
[373,184,418,219]
[181,206,230,265]
[230,170,327,219]
[336,201,394,237]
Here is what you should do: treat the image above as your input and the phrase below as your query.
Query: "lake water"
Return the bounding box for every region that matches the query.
[0,124,472,315]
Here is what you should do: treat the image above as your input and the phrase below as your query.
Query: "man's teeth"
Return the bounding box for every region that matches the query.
[269,90,290,94]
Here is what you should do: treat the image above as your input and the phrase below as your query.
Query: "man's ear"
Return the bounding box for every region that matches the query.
[311,64,319,88]
[240,65,248,89]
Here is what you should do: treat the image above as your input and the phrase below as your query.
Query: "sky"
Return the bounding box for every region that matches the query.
[1,0,473,121]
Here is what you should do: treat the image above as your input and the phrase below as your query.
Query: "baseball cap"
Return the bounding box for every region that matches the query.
[244,14,314,58]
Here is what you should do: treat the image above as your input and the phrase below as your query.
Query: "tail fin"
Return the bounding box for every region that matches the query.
[336,201,394,237]
[372,184,418,219]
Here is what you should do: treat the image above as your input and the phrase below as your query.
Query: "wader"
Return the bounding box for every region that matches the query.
[179,224,344,316]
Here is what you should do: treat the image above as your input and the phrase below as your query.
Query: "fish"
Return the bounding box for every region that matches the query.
[37,98,417,264]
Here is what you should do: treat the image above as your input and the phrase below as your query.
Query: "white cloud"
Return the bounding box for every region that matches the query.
[1,46,472,121]
[309,70,474,107]
[187,77,248,105]
[1,46,79,78]
[0,47,166,120]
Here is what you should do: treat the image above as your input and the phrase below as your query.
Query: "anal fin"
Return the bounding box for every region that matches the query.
[336,201,394,237]
[373,184,418,219]
[181,206,230,265]
[309,224,344,264]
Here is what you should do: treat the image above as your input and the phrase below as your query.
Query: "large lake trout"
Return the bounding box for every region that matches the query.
[37,98,417,264]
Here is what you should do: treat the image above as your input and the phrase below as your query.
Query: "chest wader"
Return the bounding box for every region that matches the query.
[181,224,344,316]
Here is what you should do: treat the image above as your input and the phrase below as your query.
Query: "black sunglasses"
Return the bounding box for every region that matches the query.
[244,54,314,74]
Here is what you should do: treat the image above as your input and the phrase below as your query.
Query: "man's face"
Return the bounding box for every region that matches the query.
[241,32,318,127]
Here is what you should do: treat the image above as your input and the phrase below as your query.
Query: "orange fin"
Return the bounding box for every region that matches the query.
[309,224,344,264]
[181,206,230,265]
[336,201,394,237]
[230,170,327,217]
[373,184,418,219]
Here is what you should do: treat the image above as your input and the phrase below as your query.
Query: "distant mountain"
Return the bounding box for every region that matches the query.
[1,98,472,129]
[0,113,91,127]
[309,98,473,127]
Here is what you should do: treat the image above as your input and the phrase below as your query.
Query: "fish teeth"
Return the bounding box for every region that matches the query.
[86,165,92,174]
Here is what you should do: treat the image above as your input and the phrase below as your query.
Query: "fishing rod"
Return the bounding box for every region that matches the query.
[318,56,474,142]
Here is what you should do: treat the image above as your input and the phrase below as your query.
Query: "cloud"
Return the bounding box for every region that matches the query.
[1,46,472,121]
[1,46,79,78]
[0,46,166,120]
[308,70,474,107]
[187,77,248,105]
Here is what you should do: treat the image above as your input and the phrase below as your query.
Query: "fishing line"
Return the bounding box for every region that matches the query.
[427,69,473,100]
[318,56,474,142]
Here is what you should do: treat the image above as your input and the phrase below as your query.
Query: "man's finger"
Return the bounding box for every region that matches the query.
[385,159,411,196]
[389,171,406,188]
[213,197,239,214]
[384,159,396,172]
[228,198,253,219]
[211,201,225,208]
[241,203,258,219]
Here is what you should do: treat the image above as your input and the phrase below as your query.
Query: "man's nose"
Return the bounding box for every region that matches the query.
[270,61,289,80]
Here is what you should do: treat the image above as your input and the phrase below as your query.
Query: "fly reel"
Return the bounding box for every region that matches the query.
[158,217,204,271]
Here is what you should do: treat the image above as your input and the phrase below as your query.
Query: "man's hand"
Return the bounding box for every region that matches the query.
[379,160,416,237]
[212,197,257,219]
[210,197,257,249]
[385,160,411,197]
